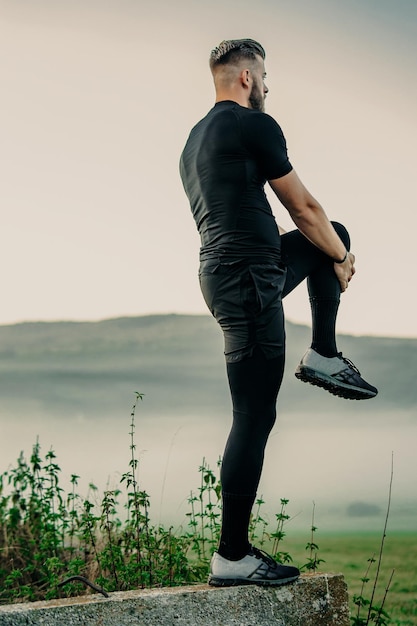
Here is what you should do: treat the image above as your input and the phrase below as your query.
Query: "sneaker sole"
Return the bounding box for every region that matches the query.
[295,366,377,400]
[208,574,300,587]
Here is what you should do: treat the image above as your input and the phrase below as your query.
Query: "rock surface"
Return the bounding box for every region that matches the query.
[0,573,350,626]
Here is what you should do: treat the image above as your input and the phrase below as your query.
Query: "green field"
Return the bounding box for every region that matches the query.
[285,533,417,625]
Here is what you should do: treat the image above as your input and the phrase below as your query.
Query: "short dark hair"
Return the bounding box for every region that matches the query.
[209,39,265,70]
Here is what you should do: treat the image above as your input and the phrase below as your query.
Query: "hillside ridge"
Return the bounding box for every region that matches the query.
[0,314,415,418]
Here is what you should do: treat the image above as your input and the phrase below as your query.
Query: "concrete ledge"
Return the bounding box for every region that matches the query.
[0,573,350,626]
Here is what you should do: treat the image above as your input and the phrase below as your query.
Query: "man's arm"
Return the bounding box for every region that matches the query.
[269,169,355,292]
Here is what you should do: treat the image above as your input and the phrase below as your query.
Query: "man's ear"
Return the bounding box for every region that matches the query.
[240,68,251,89]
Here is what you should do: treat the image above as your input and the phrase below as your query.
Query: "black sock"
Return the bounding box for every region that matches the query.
[217,492,254,561]
[309,296,339,357]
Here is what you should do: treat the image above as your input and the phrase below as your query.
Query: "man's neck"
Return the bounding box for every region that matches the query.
[215,90,249,108]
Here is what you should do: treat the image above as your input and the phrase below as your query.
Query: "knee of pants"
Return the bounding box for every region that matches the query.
[331,221,350,250]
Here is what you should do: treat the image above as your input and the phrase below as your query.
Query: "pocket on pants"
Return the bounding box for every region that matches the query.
[242,264,286,316]
[199,260,245,318]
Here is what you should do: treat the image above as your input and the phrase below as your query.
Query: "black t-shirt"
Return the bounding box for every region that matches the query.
[179,100,293,261]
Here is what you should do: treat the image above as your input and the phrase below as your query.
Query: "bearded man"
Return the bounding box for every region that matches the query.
[180,39,377,587]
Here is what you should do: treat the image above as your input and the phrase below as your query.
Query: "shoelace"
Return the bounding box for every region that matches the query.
[250,546,277,567]
[338,353,361,375]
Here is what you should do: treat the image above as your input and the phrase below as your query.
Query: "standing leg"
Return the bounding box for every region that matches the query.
[209,347,300,586]
[218,346,284,560]
[199,262,300,586]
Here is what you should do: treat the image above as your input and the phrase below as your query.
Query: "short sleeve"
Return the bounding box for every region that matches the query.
[242,111,293,181]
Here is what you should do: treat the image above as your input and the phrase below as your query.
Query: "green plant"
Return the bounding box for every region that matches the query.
[302,501,325,572]
[351,455,395,625]
[270,498,293,564]
[0,392,200,603]
[186,457,222,563]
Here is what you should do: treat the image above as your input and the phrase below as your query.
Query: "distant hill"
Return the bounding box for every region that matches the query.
[0,315,415,420]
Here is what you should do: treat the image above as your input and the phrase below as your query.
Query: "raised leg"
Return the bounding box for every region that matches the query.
[281,223,377,400]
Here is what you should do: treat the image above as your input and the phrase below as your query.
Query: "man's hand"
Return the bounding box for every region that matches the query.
[334,251,356,292]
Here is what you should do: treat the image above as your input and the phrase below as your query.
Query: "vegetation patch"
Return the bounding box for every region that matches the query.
[0,394,405,625]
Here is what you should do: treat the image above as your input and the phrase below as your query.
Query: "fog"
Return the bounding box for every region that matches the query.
[1,407,415,534]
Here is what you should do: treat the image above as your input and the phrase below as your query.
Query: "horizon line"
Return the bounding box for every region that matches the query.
[1,312,416,341]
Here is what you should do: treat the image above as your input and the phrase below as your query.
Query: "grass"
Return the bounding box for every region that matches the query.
[284,533,417,626]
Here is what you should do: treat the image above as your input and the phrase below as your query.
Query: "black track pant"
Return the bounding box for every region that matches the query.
[220,223,350,498]
[209,223,350,559]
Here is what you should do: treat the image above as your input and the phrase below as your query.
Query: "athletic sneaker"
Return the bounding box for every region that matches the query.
[208,546,300,587]
[295,348,378,400]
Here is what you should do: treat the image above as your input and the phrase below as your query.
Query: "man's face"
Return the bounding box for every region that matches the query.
[248,56,268,112]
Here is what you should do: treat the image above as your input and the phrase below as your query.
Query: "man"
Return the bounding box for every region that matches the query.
[180,39,377,588]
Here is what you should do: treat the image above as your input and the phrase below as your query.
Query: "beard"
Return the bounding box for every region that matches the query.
[249,81,265,112]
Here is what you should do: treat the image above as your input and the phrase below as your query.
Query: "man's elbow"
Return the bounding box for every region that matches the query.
[287,200,321,224]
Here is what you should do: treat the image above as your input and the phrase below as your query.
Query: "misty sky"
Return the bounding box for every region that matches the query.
[1,0,416,337]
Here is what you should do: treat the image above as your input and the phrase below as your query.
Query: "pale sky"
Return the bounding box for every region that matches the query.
[1,0,416,337]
